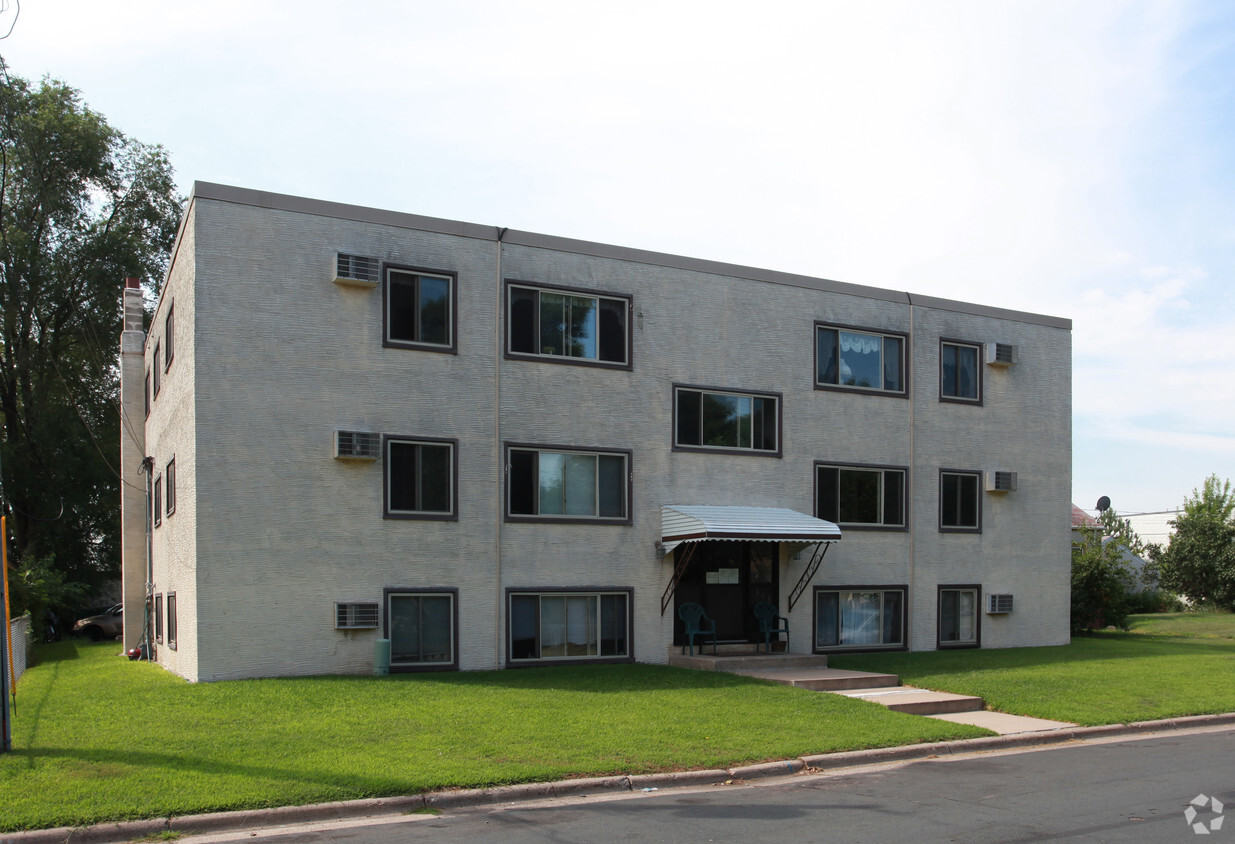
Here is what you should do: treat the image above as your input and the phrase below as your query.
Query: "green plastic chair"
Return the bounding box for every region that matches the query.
[754,601,789,653]
[678,602,717,656]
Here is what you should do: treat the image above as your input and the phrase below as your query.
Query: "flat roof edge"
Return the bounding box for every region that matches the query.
[188,182,1072,329]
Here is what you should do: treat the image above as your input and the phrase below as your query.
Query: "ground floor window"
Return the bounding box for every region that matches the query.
[508,590,630,663]
[814,586,906,651]
[154,593,163,644]
[938,586,980,647]
[386,590,457,670]
[166,592,177,650]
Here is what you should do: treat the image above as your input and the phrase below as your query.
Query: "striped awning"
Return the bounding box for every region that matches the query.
[660,505,842,555]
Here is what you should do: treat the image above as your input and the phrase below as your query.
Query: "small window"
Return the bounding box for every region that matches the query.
[506,445,629,522]
[507,282,630,367]
[144,371,151,418]
[940,470,981,531]
[816,464,906,528]
[153,476,162,528]
[165,458,176,517]
[674,386,780,454]
[509,590,630,663]
[154,593,164,644]
[384,266,455,352]
[941,340,982,403]
[939,586,980,647]
[165,304,174,370]
[386,590,456,670]
[814,587,906,651]
[335,602,380,629]
[166,592,177,650]
[816,324,906,395]
[384,437,456,519]
[152,343,161,397]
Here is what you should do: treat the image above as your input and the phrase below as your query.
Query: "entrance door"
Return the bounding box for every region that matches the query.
[673,541,778,644]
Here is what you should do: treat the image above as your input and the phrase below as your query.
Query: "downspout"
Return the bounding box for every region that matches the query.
[142,456,154,660]
[907,296,916,643]
[494,228,507,669]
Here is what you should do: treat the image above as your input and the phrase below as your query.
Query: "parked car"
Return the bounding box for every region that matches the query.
[73,604,123,641]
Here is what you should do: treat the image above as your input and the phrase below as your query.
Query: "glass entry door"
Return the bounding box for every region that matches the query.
[673,541,778,644]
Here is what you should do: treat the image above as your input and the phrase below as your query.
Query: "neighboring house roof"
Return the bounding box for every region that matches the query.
[1125,511,1180,549]
[1071,504,1101,530]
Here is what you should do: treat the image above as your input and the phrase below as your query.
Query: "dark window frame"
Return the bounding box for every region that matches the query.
[505,279,633,370]
[383,587,460,672]
[812,584,909,653]
[165,303,175,371]
[152,342,161,398]
[814,461,909,531]
[504,442,633,525]
[939,469,983,532]
[672,383,783,457]
[939,338,983,405]
[165,457,176,517]
[814,321,909,398]
[505,586,634,667]
[153,475,162,528]
[382,263,458,354]
[166,592,177,650]
[383,435,459,521]
[154,593,164,644]
[937,584,982,649]
[144,370,150,418]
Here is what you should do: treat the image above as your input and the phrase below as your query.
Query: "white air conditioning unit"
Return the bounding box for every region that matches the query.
[985,343,1018,367]
[333,253,381,288]
[334,430,381,460]
[335,602,379,629]
[986,470,1018,493]
[986,593,1014,614]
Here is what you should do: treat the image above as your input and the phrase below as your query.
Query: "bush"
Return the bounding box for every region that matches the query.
[1072,528,1136,634]
[1125,589,1186,614]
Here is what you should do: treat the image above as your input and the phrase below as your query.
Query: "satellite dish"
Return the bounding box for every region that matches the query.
[1096,495,1111,513]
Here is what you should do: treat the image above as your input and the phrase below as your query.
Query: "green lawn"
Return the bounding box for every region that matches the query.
[0,643,984,832]
[831,611,1235,726]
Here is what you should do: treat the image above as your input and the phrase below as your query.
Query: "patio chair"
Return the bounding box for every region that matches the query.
[678,602,717,656]
[754,601,789,653]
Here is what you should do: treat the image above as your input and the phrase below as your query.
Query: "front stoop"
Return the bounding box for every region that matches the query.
[734,667,901,692]
[841,686,985,715]
[668,652,833,671]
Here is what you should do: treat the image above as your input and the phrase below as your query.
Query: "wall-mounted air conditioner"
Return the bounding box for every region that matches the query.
[334,430,381,460]
[986,470,1018,493]
[333,253,381,288]
[335,602,379,629]
[986,593,1014,614]
[985,343,1018,367]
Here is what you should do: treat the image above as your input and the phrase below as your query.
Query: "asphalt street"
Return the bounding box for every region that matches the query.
[179,725,1235,844]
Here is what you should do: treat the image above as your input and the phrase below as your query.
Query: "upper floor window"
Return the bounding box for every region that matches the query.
[165,458,176,517]
[940,470,981,532]
[384,265,455,352]
[153,475,162,528]
[385,437,457,519]
[507,445,630,522]
[674,386,780,455]
[816,463,906,529]
[144,370,151,417]
[940,340,981,403]
[507,282,630,367]
[152,342,161,397]
[165,304,175,369]
[816,324,905,395]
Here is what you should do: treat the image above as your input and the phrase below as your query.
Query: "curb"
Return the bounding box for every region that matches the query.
[5,712,1234,843]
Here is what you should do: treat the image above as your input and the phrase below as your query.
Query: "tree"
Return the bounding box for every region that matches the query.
[0,59,181,610]
[1071,526,1136,634]
[1147,475,1235,610]
[1097,507,1144,556]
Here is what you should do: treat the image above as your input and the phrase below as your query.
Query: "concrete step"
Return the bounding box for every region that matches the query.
[732,667,900,692]
[668,653,830,671]
[928,710,1076,735]
[841,686,985,715]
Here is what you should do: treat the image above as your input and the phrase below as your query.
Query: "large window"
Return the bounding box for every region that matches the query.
[674,386,780,454]
[509,590,630,663]
[384,266,455,352]
[939,586,980,648]
[508,282,630,367]
[816,324,906,394]
[507,446,629,522]
[386,590,456,670]
[165,458,176,517]
[152,342,161,397]
[940,470,981,531]
[165,304,175,370]
[940,340,981,402]
[815,463,906,528]
[166,592,177,650]
[815,587,906,651]
[154,593,163,644]
[385,437,456,519]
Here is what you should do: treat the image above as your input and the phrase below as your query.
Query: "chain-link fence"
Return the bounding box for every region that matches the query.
[8,614,29,683]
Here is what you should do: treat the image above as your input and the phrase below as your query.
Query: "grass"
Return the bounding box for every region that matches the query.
[831,611,1235,726]
[0,642,986,832]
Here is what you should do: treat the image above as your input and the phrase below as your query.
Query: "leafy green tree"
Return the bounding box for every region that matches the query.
[1071,526,1136,633]
[1147,475,1235,610]
[0,59,181,600]
[1098,507,1144,556]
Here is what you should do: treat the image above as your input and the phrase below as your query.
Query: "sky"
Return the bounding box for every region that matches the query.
[4,0,1233,521]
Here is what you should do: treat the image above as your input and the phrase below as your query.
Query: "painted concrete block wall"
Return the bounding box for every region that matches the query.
[142,183,1072,680]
